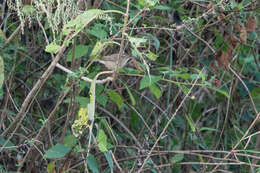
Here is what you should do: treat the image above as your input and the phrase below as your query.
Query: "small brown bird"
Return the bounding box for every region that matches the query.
[92,53,130,71]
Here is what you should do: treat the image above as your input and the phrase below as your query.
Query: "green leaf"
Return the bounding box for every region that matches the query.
[248,31,257,40]
[87,154,99,173]
[127,148,137,156]
[100,119,115,149]
[44,144,70,159]
[149,84,162,99]
[0,56,4,89]
[177,83,189,94]
[45,42,61,53]
[121,82,136,106]
[252,87,260,106]
[63,9,103,34]
[104,151,114,171]
[138,0,159,7]
[199,127,218,132]
[215,35,224,49]
[190,74,200,80]
[193,68,206,81]
[172,70,191,80]
[185,114,196,132]
[221,42,228,52]
[128,36,147,48]
[171,154,184,163]
[252,87,260,98]
[139,75,162,90]
[22,5,35,14]
[96,93,108,107]
[106,90,123,109]
[66,45,89,62]
[75,96,90,108]
[240,55,254,64]
[145,51,158,61]
[154,5,172,10]
[177,73,190,80]
[97,129,108,152]
[90,41,105,59]
[0,136,16,151]
[64,135,77,148]
[86,26,108,40]
[158,66,173,73]
[126,85,136,105]
[208,86,229,98]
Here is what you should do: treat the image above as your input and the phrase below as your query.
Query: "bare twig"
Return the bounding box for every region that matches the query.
[137,68,204,172]
[98,106,143,149]
[114,0,130,78]
[1,35,70,149]
[183,25,216,54]
[17,84,72,172]
[2,24,21,49]
[210,65,259,172]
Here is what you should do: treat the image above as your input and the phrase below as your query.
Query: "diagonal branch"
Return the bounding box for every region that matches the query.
[1,35,70,146]
[137,68,204,172]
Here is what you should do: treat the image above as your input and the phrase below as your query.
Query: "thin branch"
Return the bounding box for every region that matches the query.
[98,106,143,149]
[1,35,70,149]
[55,63,113,84]
[184,25,216,54]
[210,67,260,172]
[229,66,258,115]
[114,0,130,77]
[2,24,21,49]
[17,84,72,172]
[137,68,204,172]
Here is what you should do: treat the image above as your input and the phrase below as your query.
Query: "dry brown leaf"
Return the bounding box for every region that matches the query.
[210,61,220,74]
[216,50,228,70]
[234,22,241,32]
[239,26,247,44]
[230,34,240,48]
[245,16,256,32]
[232,89,240,102]
[207,1,214,9]
[216,44,233,70]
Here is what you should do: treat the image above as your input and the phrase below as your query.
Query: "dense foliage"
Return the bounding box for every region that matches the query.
[0,0,259,172]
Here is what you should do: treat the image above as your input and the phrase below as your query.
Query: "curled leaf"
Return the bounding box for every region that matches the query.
[230,34,239,48]
[216,44,233,70]
[245,16,256,32]
[45,42,61,53]
[239,26,247,44]
[234,22,241,32]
